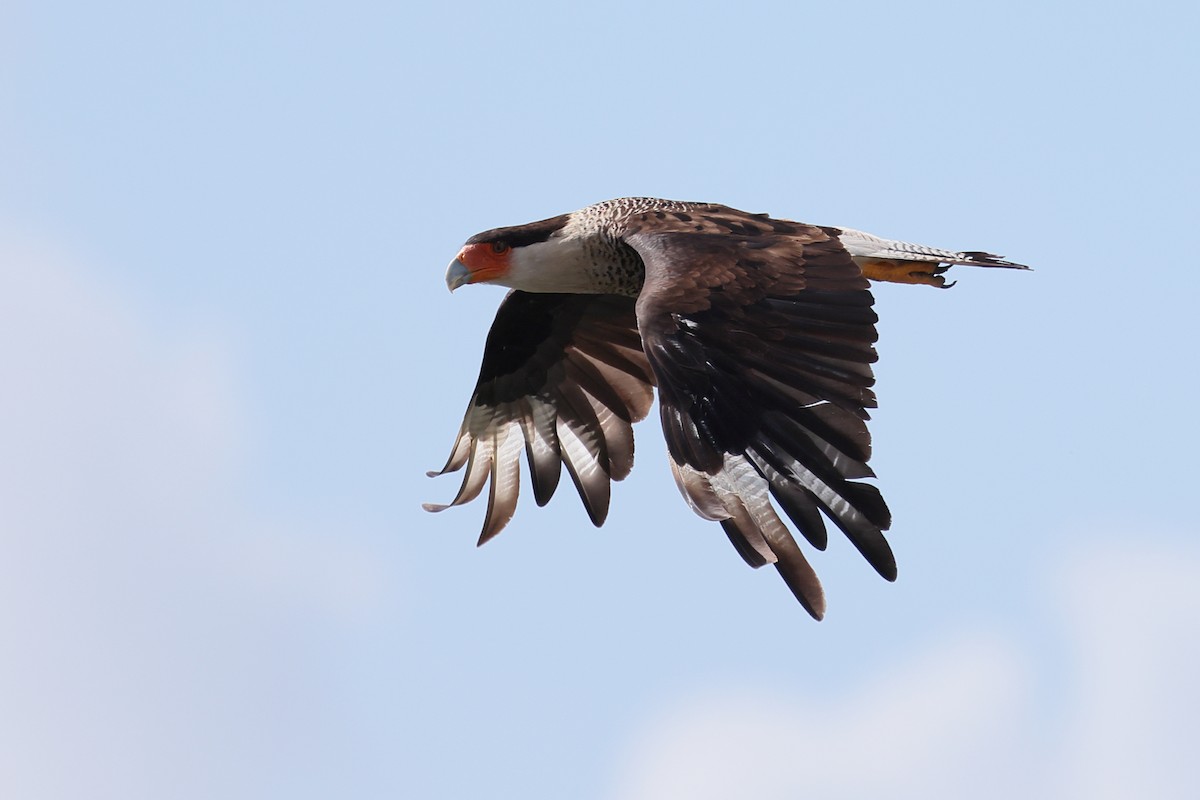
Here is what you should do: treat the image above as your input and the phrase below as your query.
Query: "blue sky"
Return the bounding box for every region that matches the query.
[2,1,1198,797]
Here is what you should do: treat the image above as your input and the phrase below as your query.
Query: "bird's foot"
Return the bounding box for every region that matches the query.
[859,259,954,288]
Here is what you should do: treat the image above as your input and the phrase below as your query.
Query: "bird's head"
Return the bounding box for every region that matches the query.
[445,213,577,292]
[445,240,511,291]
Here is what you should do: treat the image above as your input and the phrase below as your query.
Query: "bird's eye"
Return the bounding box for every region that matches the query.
[492,242,510,255]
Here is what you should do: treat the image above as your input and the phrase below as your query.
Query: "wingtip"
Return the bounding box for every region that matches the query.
[802,588,827,620]
[868,547,898,582]
[587,503,609,528]
[793,585,826,620]
[771,559,827,620]
[477,509,516,546]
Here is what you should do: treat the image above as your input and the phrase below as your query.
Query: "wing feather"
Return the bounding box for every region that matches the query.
[426,292,654,539]
[422,436,492,512]
[625,217,896,616]
[518,397,562,507]
[479,426,523,544]
[557,413,612,526]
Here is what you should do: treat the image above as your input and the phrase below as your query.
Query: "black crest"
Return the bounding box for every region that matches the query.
[465,214,570,249]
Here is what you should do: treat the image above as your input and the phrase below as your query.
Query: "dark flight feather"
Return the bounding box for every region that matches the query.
[425,292,655,542]
[625,220,895,618]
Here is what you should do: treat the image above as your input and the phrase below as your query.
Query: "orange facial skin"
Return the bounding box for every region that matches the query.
[456,242,512,284]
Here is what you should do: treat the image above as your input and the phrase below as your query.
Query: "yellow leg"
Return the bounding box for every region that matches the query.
[858,259,953,288]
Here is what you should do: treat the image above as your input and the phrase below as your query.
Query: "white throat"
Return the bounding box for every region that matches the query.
[499,234,605,294]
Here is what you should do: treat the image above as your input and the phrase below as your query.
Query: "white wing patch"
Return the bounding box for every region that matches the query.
[668,452,826,616]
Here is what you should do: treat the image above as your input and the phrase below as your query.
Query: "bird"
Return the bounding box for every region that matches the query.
[425,197,1027,619]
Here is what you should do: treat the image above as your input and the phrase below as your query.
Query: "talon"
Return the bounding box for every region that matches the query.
[906,270,948,288]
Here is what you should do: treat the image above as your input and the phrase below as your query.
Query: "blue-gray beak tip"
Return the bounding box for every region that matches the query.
[445,259,470,292]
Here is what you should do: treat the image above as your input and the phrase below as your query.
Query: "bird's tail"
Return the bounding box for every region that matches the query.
[834,227,1029,287]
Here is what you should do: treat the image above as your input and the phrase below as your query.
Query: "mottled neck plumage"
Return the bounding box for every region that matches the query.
[560,198,716,295]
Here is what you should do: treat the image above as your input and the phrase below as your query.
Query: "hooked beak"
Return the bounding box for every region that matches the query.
[445,258,471,292]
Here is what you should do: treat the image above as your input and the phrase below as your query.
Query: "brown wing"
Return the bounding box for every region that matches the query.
[425,291,656,543]
[625,214,894,619]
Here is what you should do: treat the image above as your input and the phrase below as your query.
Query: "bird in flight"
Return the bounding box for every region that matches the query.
[425,197,1027,618]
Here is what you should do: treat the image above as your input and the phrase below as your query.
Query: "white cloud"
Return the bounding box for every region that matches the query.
[1053,545,1200,800]
[0,237,401,800]
[609,542,1200,800]
[611,636,1029,800]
